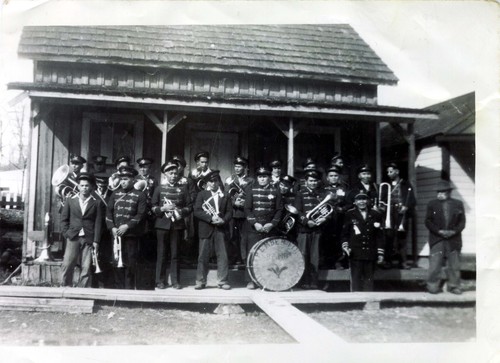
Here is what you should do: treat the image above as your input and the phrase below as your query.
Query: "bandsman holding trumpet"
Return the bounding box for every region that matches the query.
[244,166,283,289]
[294,169,334,289]
[151,161,193,289]
[380,162,416,269]
[60,173,102,287]
[341,192,385,292]
[225,156,254,265]
[194,170,231,290]
[106,166,147,290]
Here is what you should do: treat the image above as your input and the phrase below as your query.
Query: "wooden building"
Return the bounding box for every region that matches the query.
[9,25,437,284]
[381,92,475,259]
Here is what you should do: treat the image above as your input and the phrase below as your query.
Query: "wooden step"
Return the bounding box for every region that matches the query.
[0,296,94,314]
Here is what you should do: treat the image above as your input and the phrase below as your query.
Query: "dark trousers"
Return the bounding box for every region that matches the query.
[297,231,321,286]
[156,229,182,285]
[229,217,247,263]
[349,259,376,291]
[61,237,92,287]
[385,228,408,265]
[427,241,461,292]
[91,232,114,288]
[196,230,229,286]
[113,236,138,289]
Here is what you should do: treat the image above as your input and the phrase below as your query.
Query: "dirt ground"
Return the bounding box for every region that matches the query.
[0,300,475,346]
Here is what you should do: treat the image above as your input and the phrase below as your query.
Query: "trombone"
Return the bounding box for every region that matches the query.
[378,182,392,229]
[113,236,124,268]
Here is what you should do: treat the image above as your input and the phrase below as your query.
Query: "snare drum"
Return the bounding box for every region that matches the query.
[247,236,304,291]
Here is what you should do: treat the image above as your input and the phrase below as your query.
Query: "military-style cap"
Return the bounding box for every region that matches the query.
[436,180,453,192]
[269,160,282,168]
[118,166,138,178]
[70,155,86,165]
[137,158,154,166]
[161,161,178,173]
[357,164,372,174]
[234,156,248,166]
[354,192,369,200]
[330,154,343,163]
[304,169,322,180]
[303,157,316,169]
[386,162,399,170]
[280,175,297,186]
[202,170,221,183]
[256,166,272,176]
[92,155,107,165]
[77,172,95,183]
[194,151,209,161]
[326,165,342,174]
[115,156,131,167]
[94,173,109,185]
[171,155,187,168]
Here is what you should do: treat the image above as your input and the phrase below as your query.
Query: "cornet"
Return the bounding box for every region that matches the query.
[202,196,219,218]
[163,197,182,221]
[378,182,392,229]
[92,246,102,274]
[113,236,124,268]
[306,193,335,225]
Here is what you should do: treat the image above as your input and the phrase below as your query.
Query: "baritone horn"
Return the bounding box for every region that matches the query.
[113,236,124,268]
[378,182,392,229]
[51,164,79,199]
[306,193,335,225]
[134,179,148,191]
[202,195,219,218]
[277,204,300,235]
[108,173,121,191]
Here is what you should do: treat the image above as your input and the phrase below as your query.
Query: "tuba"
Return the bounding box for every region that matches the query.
[277,204,300,235]
[134,179,148,192]
[378,183,392,229]
[52,164,78,200]
[108,173,121,191]
[306,193,336,225]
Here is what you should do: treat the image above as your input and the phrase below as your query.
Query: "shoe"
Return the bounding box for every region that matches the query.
[172,284,182,290]
[194,284,205,290]
[309,284,319,290]
[218,284,231,290]
[398,263,412,270]
[246,282,256,290]
[155,282,166,289]
[300,284,310,290]
[322,282,330,291]
[448,287,462,295]
[427,289,442,294]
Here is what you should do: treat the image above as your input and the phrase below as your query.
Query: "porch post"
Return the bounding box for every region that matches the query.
[288,118,294,176]
[375,122,382,184]
[407,121,417,266]
[161,111,168,165]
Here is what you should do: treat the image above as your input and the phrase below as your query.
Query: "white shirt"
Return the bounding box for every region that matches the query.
[78,195,92,236]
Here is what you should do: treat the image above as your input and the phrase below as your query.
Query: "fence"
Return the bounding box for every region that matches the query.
[0,189,25,210]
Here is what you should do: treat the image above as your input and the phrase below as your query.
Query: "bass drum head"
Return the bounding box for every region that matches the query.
[247,236,304,291]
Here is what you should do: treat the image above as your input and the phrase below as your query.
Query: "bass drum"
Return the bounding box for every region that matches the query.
[247,237,304,291]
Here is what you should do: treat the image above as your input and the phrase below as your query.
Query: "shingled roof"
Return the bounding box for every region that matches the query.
[18,24,398,86]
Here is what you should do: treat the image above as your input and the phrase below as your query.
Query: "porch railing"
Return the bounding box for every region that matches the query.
[0,189,25,210]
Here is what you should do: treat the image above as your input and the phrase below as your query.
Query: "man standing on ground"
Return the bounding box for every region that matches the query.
[425,180,466,295]
[60,173,102,287]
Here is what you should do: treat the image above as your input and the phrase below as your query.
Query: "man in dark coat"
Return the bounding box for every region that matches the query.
[244,166,283,289]
[151,162,192,289]
[341,192,384,292]
[106,166,147,290]
[346,164,379,210]
[193,170,231,290]
[425,180,466,294]
[60,173,102,287]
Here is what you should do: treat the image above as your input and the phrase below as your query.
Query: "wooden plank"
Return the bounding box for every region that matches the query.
[251,292,346,344]
[0,297,93,314]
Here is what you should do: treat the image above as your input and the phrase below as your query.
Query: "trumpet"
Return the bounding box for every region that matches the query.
[113,236,124,268]
[306,193,335,225]
[378,182,392,229]
[398,187,412,232]
[202,195,219,218]
[92,246,102,274]
[163,197,182,221]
